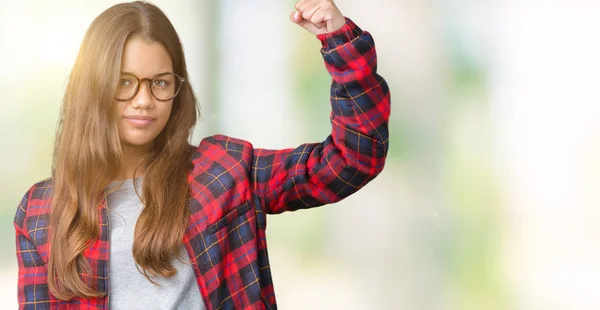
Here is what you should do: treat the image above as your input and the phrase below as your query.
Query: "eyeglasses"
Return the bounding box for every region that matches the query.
[115,72,186,101]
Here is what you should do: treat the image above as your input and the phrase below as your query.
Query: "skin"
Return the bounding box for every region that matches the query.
[115,36,174,180]
[290,0,346,35]
[116,0,346,180]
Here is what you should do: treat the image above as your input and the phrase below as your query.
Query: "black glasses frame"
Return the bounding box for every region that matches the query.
[115,72,186,102]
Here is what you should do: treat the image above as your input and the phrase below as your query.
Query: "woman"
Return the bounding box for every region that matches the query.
[14,0,390,309]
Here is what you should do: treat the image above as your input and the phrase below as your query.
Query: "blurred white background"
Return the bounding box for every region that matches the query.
[1,0,599,309]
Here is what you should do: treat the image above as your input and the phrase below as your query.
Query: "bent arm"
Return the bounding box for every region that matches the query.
[251,18,390,214]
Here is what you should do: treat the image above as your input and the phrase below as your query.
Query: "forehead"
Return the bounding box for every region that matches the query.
[120,36,173,77]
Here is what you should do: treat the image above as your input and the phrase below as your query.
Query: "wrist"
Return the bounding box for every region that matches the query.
[317,17,363,49]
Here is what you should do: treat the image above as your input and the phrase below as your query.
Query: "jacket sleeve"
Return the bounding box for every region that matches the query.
[15,190,51,309]
[251,17,390,214]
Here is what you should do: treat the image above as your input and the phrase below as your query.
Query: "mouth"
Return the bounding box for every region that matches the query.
[124,116,155,128]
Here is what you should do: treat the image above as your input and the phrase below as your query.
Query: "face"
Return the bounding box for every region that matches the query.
[116,36,174,152]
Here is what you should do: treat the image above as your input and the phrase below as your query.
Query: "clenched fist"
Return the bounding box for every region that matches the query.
[290,0,346,35]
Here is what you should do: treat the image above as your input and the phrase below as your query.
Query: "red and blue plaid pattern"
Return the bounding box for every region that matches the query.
[15,17,390,309]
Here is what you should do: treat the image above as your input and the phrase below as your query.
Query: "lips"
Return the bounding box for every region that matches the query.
[124,115,155,128]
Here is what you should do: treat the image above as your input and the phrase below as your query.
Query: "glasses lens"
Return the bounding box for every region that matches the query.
[151,73,182,101]
[116,74,139,101]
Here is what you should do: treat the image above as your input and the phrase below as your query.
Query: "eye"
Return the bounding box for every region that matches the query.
[152,79,169,88]
[119,78,133,88]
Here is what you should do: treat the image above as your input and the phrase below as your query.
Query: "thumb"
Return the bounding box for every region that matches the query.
[289,10,320,34]
[289,11,304,25]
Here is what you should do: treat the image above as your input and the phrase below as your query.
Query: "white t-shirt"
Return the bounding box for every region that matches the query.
[105,176,205,310]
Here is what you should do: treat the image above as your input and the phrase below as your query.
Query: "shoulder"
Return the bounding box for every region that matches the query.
[192,134,255,163]
[187,135,256,208]
[14,177,53,231]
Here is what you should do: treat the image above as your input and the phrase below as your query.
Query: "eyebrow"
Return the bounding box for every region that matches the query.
[121,71,173,78]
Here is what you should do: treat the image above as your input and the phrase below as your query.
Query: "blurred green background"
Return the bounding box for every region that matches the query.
[2,1,600,309]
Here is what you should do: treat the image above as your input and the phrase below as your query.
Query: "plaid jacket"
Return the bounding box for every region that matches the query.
[15,18,390,309]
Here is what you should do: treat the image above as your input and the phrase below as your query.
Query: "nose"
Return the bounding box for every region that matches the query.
[131,81,154,109]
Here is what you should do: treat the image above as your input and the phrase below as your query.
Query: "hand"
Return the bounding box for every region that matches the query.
[290,0,346,35]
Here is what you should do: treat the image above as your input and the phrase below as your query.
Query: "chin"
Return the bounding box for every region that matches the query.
[121,135,157,148]
[124,141,153,147]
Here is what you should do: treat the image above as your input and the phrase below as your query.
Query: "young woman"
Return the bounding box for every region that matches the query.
[14,0,390,309]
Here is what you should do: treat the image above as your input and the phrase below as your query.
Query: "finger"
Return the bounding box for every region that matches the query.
[294,0,306,12]
[289,10,303,24]
[290,10,316,32]
[301,3,322,22]
[310,7,328,28]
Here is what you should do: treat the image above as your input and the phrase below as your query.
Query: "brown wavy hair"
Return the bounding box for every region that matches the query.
[48,1,199,299]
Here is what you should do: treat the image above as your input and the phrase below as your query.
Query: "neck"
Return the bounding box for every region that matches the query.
[117,143,152,180]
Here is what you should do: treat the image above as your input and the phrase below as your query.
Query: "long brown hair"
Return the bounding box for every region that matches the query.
[48,1,199,299]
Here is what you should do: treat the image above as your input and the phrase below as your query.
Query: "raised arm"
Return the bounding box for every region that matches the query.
[251,1,390,214]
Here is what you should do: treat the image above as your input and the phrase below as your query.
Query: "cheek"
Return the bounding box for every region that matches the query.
[114,102,126,118]
[159,103,174,124]
[151,104,173,135]
[113,103,122,128]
